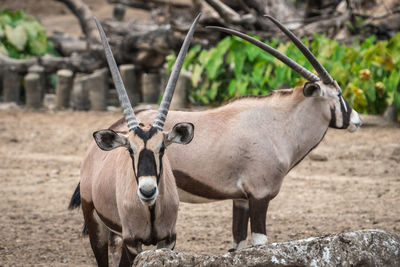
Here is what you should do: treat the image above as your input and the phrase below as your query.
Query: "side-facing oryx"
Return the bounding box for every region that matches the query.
[69,15,200,266]
[133,16,363,251]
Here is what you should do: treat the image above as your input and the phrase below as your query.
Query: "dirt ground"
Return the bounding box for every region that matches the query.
[0,1,399,266]
[0,108,399,266]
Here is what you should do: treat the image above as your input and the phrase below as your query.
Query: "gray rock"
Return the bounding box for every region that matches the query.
[134,229,400,267]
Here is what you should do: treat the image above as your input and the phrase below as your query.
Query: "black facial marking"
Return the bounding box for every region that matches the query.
[134,126,158,142]
[340,95,351,128]
[129,126,164,183]
[329,93,352,129]
[158,152,163,183]
[329,106,337,128]
[137,149,157,177]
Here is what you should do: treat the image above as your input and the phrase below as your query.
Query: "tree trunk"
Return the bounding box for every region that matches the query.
[54,0,100,47]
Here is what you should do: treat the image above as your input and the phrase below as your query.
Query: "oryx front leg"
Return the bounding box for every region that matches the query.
[249,196,269,247]
[122,237,142,265]
[231,199,249,251]
[109,233,129,267]
[156,234,176,250]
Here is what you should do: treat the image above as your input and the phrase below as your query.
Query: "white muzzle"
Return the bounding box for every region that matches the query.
[348,110,362,132]
[137,176,158,206]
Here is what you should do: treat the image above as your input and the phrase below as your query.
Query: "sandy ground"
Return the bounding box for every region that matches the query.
[0,1,399,266]
[0,109,399,266]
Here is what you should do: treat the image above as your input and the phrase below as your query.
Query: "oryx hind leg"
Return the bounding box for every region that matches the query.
[82,199,109,267]
[230,199,249,251]
[249,196,270,247]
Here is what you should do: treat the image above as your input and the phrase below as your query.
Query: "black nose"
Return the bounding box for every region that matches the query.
[139,187,156,198]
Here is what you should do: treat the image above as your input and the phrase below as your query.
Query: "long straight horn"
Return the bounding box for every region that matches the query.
[153,13,201,130]
[264,15,334,85]
[94,17,139,131]
[207,26,320,82]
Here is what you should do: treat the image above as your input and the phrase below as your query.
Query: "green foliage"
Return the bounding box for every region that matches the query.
[0,9,55,59]
[167,32,400,115]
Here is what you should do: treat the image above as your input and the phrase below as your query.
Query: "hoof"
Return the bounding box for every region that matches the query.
[228,248,236,252]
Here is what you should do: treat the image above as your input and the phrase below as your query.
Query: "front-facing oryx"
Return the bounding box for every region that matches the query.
[69,15,200,266]
[134,16,363,251]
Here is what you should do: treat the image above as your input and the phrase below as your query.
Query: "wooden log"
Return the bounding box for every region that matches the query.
[88,71,107,111]
[0,53,102,73]
[170,71,191,109]
[54,0,100,47]
[24,73,42,109]
[120,64,140,106]
[56,69,74,109]
[107,0,192,10]
[142,73,160,103]
[50,33,88,56]
[2,66,21,104]
[28,64,46,100]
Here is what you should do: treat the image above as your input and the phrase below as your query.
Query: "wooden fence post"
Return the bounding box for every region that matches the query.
[56,69,73,109]
[120,64,140,106]
[171,71,191,109]
[142,73,160,103]
[88,71,107,111]
[3,66,21,103]
[71,74,89,110]
[24,73,42,109]
[28,64,45,100]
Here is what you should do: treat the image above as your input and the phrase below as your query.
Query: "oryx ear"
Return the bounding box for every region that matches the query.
[165,122,194,146]
[303,82,322,97]
[93,129,129,151]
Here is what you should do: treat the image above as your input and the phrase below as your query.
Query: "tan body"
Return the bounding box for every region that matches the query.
[127,16,364,250]
[80,140,179,247]
[131,80,361,250]
[137,87,328,201]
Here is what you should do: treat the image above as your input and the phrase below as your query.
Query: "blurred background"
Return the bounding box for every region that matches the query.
[0,0,399,266]
[0,0,399,116]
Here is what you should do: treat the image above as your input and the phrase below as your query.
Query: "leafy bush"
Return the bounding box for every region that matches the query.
[0,9,56,59]
[167,32,400,116]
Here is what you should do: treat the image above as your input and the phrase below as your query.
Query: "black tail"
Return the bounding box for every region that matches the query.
[68,182,81,210]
